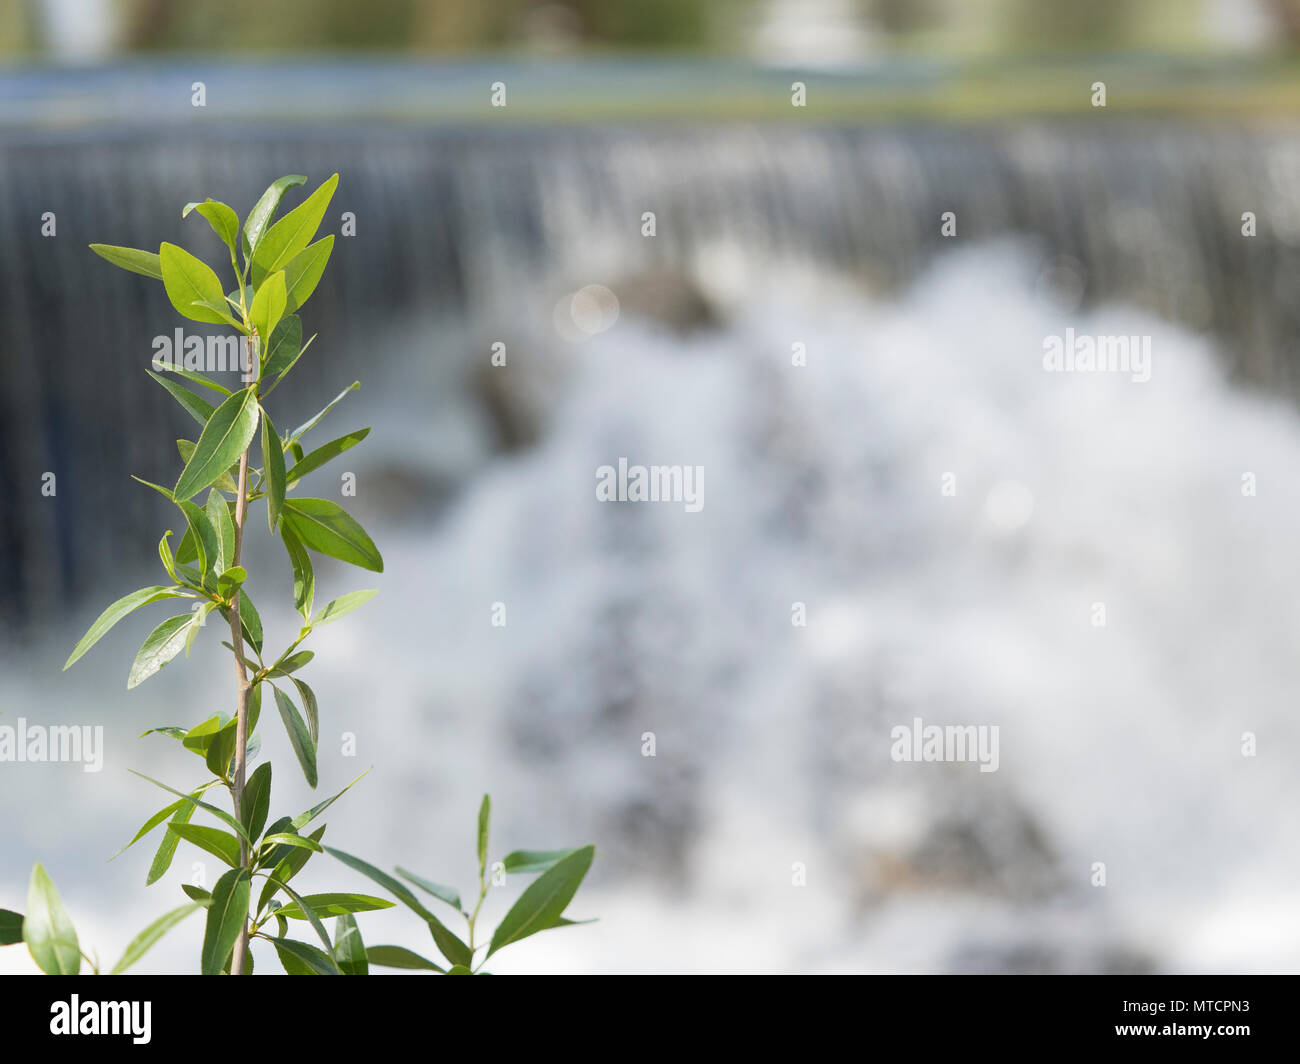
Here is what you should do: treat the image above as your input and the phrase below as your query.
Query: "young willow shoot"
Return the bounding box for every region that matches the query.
[0,175,594,976]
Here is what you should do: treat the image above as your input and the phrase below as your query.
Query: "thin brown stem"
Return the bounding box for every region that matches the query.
[227,382,254,975]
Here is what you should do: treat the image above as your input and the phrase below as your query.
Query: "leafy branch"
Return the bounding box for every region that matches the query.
[2,174,594,975]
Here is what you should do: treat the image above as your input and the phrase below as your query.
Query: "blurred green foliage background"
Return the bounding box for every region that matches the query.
[5,0,1300,61]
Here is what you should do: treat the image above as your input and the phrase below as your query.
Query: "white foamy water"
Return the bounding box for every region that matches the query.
[4,243,1299,973]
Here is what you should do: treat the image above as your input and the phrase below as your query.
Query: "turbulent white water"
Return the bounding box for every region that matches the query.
[4,242,1300,973]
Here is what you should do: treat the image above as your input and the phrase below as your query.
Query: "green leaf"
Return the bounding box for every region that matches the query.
[323,847,471,968]
[183,884,214,906]
[242,762,272,843]
[290,769,368,832]
[206,490,234,577]
[272,685,318,788]
[236,588,263,654]
[116,782,217,863]
[130,771,253,847]
[168,823,241,868]
[189,296,242,326]
[217,566,247,596]
[112,786,207,862]
[290,677,319,745]
[269,940,317,974]
[203,722,237,780]
[486,845,594,959]
[181,714,225,756]
[257,823,327,915]
[447,965,473,974]
[252,173,338,285]
[160,242,235,326]
[364,945,444,972]
[184,199,240,257]
[309,593,379,633]
[395,868,462,912]
[201,868,251,975]
[267,877,336,960]
[263,335,317,398]
[173,497,216,575]
[90,243,162,279]
[288,381,359,442]
[280,523,315,620]
[269,936,339,975]
[282,235,334,312]
[255,817,293,872]
[478,794,491,875]
[111,903,202,974]
[131,474,175,501]
[158,530,178,582]
[147,369,215,427]
[184,601,215,658]
[260,832,322,855]
[22,864,80,975]
[262,314,302,381]
[281,498,383,573]
[243,174,307,258]
[334,913,367,975]
[186,707,232,760]
[286,427,369,487]
[501,849,581,877]
[177,440,238,493]
[276,893,395,920]
[146,795,195,886]
[140,726,189,741]
[152,362,232,396]
[0,909,23,946]
[246,680,264,736]
[64,585,186,669]
[174,387,258,501]
[550,917,597,928]
[267,650,314,677]
[249,269,287,344]
[261,408,286,532]
[127,613,195,689]
[140,484,230,580]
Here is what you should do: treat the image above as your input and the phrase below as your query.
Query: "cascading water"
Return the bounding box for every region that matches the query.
[5,121,1300,624]
[3,109,1300,971]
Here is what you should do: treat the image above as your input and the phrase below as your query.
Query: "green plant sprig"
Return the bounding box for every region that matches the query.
[0,175,594,976]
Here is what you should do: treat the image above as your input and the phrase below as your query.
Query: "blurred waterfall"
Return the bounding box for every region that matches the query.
[3,121,1300,624]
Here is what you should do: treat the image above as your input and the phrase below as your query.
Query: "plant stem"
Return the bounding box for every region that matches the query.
[226,385,255,976]
[467,872,488,954]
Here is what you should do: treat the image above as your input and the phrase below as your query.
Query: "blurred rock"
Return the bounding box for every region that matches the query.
[949,932,1156,975]
[609,271,721,335]
[352,461,460,525]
